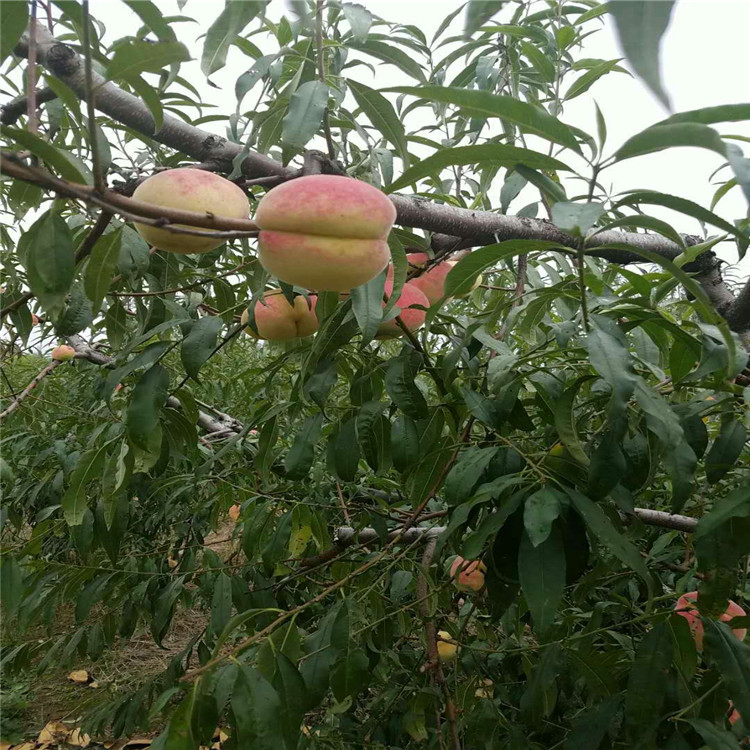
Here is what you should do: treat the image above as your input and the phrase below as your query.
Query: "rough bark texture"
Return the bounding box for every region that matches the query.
[12,23,747,334]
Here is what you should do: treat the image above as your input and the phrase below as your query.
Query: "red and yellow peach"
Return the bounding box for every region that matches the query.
[673,591,746,651]
[450,556,487,593]
[241,291,318,341]
[255,175,395,292]
[132,168,249,254]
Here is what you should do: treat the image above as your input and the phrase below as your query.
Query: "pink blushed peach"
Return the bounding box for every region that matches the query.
[241,291,318,341]
[673,591,746,651]
[376,278,429,339]
[450,556,486,593]
[255,175,395,292]
[132,168,249,254]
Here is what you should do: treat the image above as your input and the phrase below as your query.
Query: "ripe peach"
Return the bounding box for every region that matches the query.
[673,591,747,650]
[31,313,40,326]
[405,251,482,304]
[450,556,487,593]
[241,291,318,341]
[437,630,458,662]
[376,278,428,339]
[228,504,241,522]
[51,344,75,362]
[255,175,395,292]
[132,168,249,254]
[728,702,741,727]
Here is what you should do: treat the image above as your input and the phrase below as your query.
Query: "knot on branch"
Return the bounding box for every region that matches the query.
[300,150,346,177]
[46,42,79,77]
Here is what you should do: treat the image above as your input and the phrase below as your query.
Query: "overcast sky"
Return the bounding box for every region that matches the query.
[90,1,750,280]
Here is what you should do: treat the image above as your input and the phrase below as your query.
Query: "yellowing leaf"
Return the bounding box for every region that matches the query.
[67,668,91,683]
[37,720,69,744]
[68,727,92,747]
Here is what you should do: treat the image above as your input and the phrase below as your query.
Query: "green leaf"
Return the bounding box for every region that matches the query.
[350,270,385,345]
[180,316,223,380]
[22,211,75,317]
[300,601,348,704]
[615,123,727,162]
[726,143,750,205]
[62,441,113,526]
[658,103,750,127]
[623,622,673,744]
[348,81,410,168]
[0,557,24,614]
[55,281,93,336]
[232,666,284,747]
[236,54,276,109]
[686,719,744,750]
[107,40,190,80]
[391,415,421,473]
[703,620,750,723]
[274,654,308,750]
[565,697,622,750]
[566,488,651,589]
[552,201,604,236]
[705,418,746,485]
[464,0,504,34]
[553,378,591,466]
[445,240,562,297]
[125,74,164,134]
[281,80,329,149]
[609,0,675,108]
[612,190,748,249]
[123,0,177,41]
[444,446,498,506]
[350,40,426,82]
[285,413,324,480]
[1,1,28,62]
[201,1,264,77]
[342,3,372,42]
[84,227,121,313]
[104,341,172,400]
[385,86,581,152]
[388,143,569,193]
[407,441,452,507]
[331,648,370,701]
[519,525,566,636]
[210,572,232,639]
[127,364,169,452]
[521,41,556,83]
[524,487,565,547]
[385,351,428,419]
[330,418,360,482]
[565,60,623,100]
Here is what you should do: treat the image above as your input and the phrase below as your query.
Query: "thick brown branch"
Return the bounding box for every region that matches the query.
[726,276,750,331]
[0,86,57,125]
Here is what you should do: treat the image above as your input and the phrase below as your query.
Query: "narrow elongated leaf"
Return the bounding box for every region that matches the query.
[464,0,504,34]
[232,666,284,747]
[624,622,673,744]
[391,415,421,473]
[202,1,263,77]
[705,418,746,484]
[609,0,675,108]
[385,352,428,419]
[350,40,425,82]
[127,365,169,451]
[615,123,727,162]
[385,86,580,151]
[407,441,452,507]
[524,487,565,547]
[123,0,176,41]
[84,227,121,313]
[236,54,276,109]
[659,103,750,127]
[519,525,566,636]
[1,1,28,61]
[62,442,113,526]
[274,654,308,750]
[331,648,370,701]
[350,270,385,344]
[210,573,232,638]
[566,60,623,100]
[566,488,651,588]
[703,620,750,722]
[686,720,743,750]
[285,413,324,479]
[181,316,223,380]
[348,81,410,167]
[281,80,329,149]
[444,446,498,506]
[22,211,75,317]
[389,143,569,193]
[107,40,190,80]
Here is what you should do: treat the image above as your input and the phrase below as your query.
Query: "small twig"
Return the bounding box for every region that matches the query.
[0,359,62,421]
[27,2,39,133]
[336,483,351,524]
[81,1,104,193]
[496,253,527,340]
[418,537,462,750]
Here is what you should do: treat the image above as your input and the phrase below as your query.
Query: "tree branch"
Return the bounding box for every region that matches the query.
[0,86,57,125]
[0,359,62,421]
[726,276,750,331]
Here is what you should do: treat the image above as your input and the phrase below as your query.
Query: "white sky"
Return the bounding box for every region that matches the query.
[83,1,750,281]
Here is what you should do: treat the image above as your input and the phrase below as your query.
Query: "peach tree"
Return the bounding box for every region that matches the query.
[1,1,749,748]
